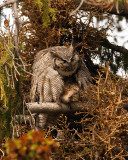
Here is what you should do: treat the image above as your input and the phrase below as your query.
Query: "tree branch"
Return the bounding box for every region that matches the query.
[12,1,19,56]
[86,27,128,56]
[27,102,83,114]
[101,38,128,55]
[0,0,17,8]
[74,0,128,18]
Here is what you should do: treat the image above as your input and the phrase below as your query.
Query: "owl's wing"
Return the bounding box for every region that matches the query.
[38,67,64,102]
[75,59,92,90]
[30,50,64,102]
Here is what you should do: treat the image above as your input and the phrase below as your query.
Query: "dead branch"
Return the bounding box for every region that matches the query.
[70,0,85,16]
[27,102,83,114]
[12,1,26,70]
[12,2,19,49]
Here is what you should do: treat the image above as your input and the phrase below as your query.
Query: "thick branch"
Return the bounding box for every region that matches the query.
[74,0,128,18]
[101,38,128,54]
[86,27,128,55]
[107,4,128,18]
[0,0,17,8]
[27,102,83,114]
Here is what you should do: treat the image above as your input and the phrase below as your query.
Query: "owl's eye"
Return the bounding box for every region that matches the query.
[59,58,65,63]
[63,60,67,63]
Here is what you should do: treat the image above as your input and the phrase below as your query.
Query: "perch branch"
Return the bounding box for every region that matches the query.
[27,102,84,114]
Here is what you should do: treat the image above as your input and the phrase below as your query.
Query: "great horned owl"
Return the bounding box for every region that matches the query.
[30,45,91,129]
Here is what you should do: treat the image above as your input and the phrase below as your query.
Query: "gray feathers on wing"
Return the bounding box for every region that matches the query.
[30,48,64,103]
[75,59,92,91]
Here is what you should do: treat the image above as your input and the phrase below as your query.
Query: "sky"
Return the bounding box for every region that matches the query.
[0,1,128,77]
[92,15,128,77]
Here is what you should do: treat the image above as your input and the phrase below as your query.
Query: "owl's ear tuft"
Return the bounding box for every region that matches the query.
[69,44,74,53]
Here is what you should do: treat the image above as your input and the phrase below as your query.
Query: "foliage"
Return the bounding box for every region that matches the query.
[3,130,58,160]
[0,32,23,138]
[0,0,128,159]
[1,66,128,160]
[53,66,128,159]
[19,0,111,84]
[20,0,75,52]
[32,0,56,27]
[19,0,128,74]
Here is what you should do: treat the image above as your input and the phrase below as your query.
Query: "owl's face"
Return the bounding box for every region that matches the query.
[54,53,80,77]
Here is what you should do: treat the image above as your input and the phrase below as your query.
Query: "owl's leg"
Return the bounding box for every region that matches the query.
[36,113,48,130]
[36,77,51,130]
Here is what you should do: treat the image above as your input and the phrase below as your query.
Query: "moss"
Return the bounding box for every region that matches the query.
[32,0,56,27]
[0,39,23,139]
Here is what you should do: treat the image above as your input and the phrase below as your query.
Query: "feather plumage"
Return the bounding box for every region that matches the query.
[30,45,91,129]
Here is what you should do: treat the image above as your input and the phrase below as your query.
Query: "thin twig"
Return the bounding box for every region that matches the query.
[0,149,5,159]
[4,65,11,87]
[70,0,85,16]
[25,101,36,129]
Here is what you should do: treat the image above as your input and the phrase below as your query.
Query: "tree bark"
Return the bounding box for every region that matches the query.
[12,1,19,57]
[74,0,128,18]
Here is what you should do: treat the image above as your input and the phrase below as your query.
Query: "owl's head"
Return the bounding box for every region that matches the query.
[51,45,80,77]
